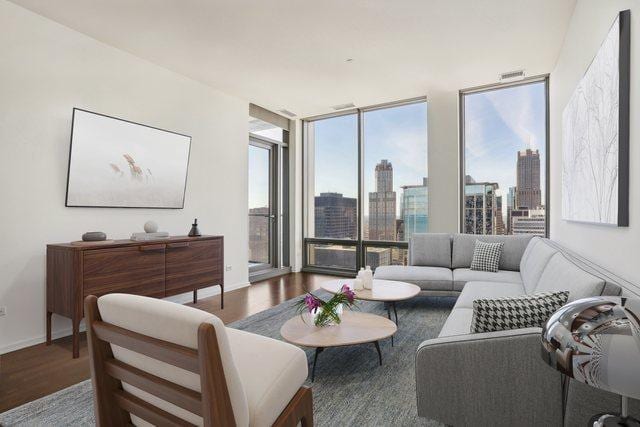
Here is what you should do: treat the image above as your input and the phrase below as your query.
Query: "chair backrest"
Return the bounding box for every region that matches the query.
[85,293,249,427]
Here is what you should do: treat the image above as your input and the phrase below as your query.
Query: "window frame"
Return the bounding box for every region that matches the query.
[458,75,550,237]
[302,97,427,275]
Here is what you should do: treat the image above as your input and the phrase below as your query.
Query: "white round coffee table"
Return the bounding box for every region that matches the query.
[280,311,397,381]
[321,279,420,325]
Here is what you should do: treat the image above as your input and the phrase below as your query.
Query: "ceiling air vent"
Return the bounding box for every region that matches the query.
[331,102,356,111]
[278,109,297,118]
[500,69,525,82]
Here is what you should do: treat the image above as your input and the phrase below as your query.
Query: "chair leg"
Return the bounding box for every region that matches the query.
[273,386,313,427]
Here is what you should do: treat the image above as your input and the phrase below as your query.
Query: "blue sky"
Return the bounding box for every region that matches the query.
[464,81,546,200]
[313,102,428,215]
[250,82,545,213]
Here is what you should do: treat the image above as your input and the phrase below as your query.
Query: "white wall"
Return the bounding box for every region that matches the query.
[0,0,250,353]
[550,0,640,284]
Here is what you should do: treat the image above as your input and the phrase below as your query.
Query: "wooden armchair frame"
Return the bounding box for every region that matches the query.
[85,295,313,426]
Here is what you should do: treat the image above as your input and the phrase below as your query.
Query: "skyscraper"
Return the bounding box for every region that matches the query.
[516,149,541,209]
[506,186,517,234]
[401,177,428,241]
[314,192,357,239]
[464,182,505,235]
[368,160,397,241]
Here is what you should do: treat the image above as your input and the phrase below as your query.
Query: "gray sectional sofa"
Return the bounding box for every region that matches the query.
[374,233,640,427]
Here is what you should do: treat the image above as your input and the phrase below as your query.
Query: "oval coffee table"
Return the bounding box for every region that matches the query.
[280,311,397,382]
[321,279,420,325]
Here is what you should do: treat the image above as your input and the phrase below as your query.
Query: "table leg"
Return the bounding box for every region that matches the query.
[373,341,382,366]
[46,311,52,345]
[392,301,398,326]
[311,347,324,382]
[384,303,395,346]
[72,317,80,359]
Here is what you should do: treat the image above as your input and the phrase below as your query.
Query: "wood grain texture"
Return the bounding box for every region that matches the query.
[2,272,336,413]
[273,387,314,427]
[197,323,236,426]
[280,311,397,348]
[83,246,166,299]
[321,279,421,302]
[46,235,224,358]
[165,239,223,297]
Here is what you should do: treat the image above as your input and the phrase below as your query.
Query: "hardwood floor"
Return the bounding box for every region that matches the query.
[0,272,338,413]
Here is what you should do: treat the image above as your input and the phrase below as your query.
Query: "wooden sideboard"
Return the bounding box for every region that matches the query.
[46,235,224,358]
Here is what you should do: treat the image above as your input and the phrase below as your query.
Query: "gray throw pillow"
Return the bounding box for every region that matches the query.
[471,291,570,333]
[470,240,504,272]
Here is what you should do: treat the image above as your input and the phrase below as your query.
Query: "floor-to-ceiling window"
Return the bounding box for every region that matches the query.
[303,98,428,274]
[460,77,549,237]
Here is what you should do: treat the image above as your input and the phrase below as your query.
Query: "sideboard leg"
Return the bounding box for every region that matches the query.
[46,311,53,345]
[193,289,198,304]
[72,318,80,359]
[220,284,224,309]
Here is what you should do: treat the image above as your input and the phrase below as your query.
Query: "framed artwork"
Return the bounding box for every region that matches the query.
[562,10,630,226]
[65,109,191,208]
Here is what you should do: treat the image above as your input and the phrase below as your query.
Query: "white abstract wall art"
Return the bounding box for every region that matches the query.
[562,10,630,226]
[66,109,191,208]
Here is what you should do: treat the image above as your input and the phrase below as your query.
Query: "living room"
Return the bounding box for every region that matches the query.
[1,0,639,426]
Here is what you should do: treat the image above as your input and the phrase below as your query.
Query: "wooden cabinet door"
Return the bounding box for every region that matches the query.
[83,245,166,298]
[165,239,223,297]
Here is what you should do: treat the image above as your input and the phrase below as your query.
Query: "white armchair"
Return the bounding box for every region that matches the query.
[85,293,312,426]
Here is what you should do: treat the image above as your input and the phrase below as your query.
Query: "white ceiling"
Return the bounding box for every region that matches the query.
[10,0,576,118]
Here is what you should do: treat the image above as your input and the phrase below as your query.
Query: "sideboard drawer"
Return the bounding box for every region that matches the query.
[83,246,166,298]
[165,239,223,296]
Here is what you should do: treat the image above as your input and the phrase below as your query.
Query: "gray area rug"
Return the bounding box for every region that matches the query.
[0,292,454,426]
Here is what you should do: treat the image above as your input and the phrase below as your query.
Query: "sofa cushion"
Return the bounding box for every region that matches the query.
[438,307,473,337]
[409,233,452,268]
[535,253,605,301]
[520,238,558,293]
[374,265,453,291]
[453,268,522,291]
[454,281,526,309]
[470,291,569,333]
[226,328,308,427]
[452,234,533,271]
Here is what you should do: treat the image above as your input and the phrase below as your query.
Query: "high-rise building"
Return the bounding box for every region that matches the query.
[516,149,541,209]
[400,177,428,241]
[506,186,517,234]
[512,208,546,236]
[310,245,391,270]
[464,182,505,235]
[314,192,357,239]
[369,160,397,241]
[249,206,270,263]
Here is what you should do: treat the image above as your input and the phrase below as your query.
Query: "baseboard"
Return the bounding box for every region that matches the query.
[0,281,250,355]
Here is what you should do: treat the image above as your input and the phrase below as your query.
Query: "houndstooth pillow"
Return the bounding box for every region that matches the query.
[470,240,504,272]
[471,291,570,333]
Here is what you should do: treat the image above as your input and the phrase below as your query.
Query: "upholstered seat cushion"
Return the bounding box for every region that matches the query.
[226,328,308,427]
[374,265,453,291]
[454,281,526,309]
[452,268,522,291]
[535,253,605,302]
[438,307,473,337]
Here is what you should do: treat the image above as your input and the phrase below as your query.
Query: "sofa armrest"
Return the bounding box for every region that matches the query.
[415,328,563,427]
